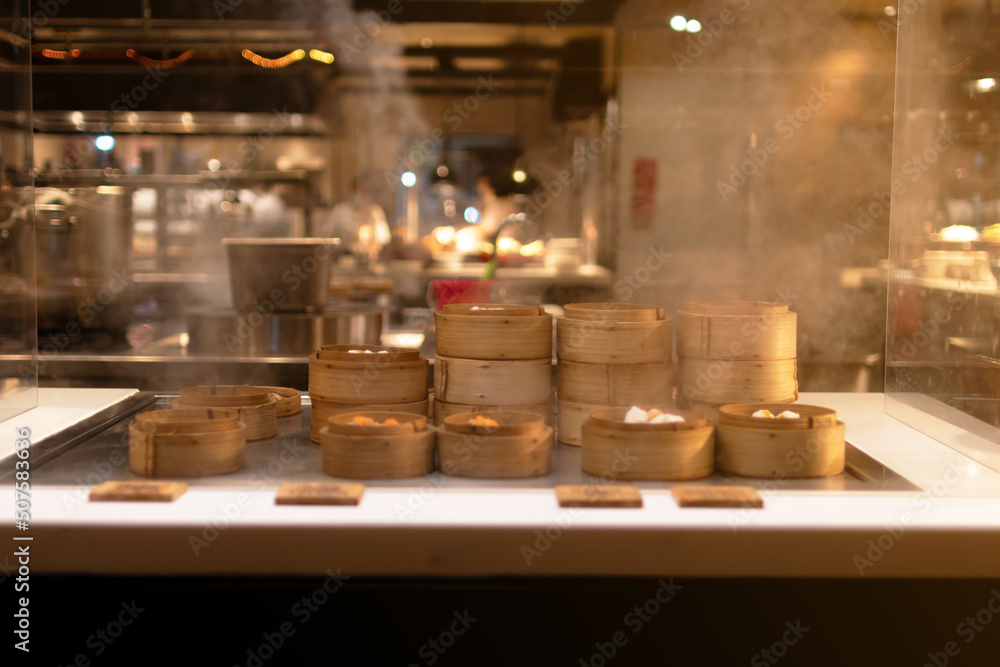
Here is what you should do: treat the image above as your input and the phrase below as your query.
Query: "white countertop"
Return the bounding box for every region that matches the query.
[7,391,1000,578]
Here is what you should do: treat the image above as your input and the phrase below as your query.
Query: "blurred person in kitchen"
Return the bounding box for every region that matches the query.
[452,175,519,253]
[320,175,391,265]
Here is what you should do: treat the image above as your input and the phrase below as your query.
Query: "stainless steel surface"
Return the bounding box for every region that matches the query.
[185,304,382,356]
[223,237,340,313]
[22,393,920,493]
[0,392,154,472]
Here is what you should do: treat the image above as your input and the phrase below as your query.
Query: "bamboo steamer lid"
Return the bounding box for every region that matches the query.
[580,407,714,481]
[180,384,270,408]
[319,411,434,479]
[309,397,429,443]
[434,355,551,406]
[433,398,551,426]
[717,403,837,430]
[557,359,672,405]
[563,302,664,323]
[129,408,246,478]
[557,317,672,364]
[715,420,846,478]
[677,358,797,407]
[435,304,552,360]
[437,410,552,478]
[257,386,303,417]
[556,398,613,446]
[309,345,428,404]
[678,300,796,361]
[134,407,240,434]
[175,386,278,441]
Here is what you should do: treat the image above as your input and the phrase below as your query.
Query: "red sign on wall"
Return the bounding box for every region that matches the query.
[632,157,657,228]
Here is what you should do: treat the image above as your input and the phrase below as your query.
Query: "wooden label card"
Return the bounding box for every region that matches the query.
[89,481,187,502]
[275,482,365,506]
[671,485,764,509]
[556,485,643,508]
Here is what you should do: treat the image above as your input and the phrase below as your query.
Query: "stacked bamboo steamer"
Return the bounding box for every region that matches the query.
[319,411,435,479]
[676,300,798,418]
[129,407,247,478]
[174,385,278,441]
[556,303,673,445]
[433,304,553,424]
[715,403,845,478]
[308,345,429,443]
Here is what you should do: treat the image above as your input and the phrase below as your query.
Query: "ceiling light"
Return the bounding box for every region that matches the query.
[686,19,702,33]
[670,15,687,31]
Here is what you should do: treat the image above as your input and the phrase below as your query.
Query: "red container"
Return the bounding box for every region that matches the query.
[429,279,497,310]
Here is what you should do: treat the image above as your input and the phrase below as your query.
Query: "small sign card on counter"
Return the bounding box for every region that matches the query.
[89,481,187,502]
[671,485,764,509]
[556,484,643,508]
[275,482,365,506]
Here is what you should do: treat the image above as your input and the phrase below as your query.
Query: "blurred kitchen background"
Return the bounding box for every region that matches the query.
[1,0,999,429]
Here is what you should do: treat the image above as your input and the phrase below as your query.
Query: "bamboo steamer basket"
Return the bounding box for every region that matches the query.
[563,302,664,323]
[309,345,429,404]
[677,358,797,407]
[557,317,672,364]
[433,398,551,426]
[437,410,553,478]
[678,300,796,361]
[319,411,434,479]
[258,386,302,417]
[580,407,714,481]
[434,355,551,405]
[557,360,672,405]
[717,403,838,430]
[129,408,246,478]
[435,304,552,360]
[556,398,612,446]
[309,397,429,443]
[175,385,277,440]
[715,417,846,479]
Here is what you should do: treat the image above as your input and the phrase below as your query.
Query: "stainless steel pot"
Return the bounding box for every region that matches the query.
[185,303,381,356]
[223,238,341,313]
[32,187,133,334]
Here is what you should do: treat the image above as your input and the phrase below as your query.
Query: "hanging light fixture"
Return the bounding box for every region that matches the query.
[242,49,306,69]
[125,48,197,69]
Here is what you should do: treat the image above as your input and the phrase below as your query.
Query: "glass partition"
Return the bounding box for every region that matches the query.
[886,1,1000,458]
[0,0,36,422]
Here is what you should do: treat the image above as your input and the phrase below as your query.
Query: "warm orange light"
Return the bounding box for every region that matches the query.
[125,49,197,69]
[242,49,306,69]
[41,48,81,60]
